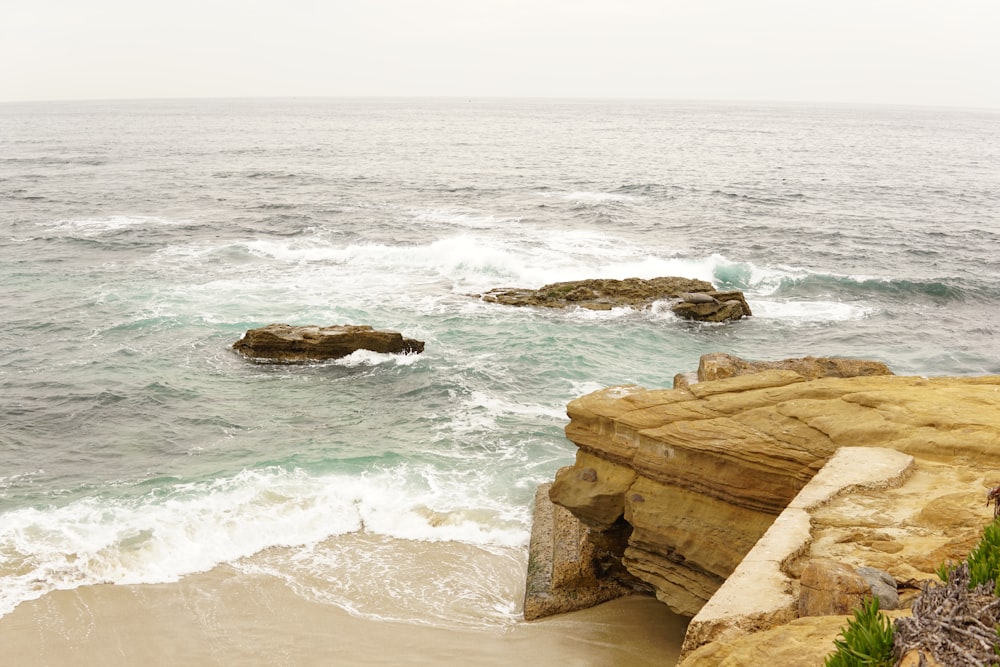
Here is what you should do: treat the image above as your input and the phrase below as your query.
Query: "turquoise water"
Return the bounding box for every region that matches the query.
[1,98,998,623]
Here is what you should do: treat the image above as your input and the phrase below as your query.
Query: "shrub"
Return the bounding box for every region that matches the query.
[938,515,1000,595]
[824,596,895,667]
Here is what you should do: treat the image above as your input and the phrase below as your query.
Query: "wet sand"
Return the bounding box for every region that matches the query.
[1,564,687,666]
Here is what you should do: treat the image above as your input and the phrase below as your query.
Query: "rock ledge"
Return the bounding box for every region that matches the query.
[535,354,1000,665]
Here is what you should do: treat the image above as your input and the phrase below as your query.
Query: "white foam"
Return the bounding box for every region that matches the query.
[648,299,681,320]
[567,380,608,397]
[0,470,46,499]
[39,215,179,236]
[236,536,526,627]
[751,299,872,322]
[561,305,639,322]
[0,465,529,618]
[462,391,566,422]
[330,349,424,368]
[743,263,813,296]
[152,227,727,311]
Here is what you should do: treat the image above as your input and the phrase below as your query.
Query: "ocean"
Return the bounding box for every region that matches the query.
[1,98,998,664]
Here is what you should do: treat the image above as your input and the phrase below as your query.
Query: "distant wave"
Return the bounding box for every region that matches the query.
[749,299,872,323]
[709,188,807,206]
[536,190,640,204]
[773,274,980,302]
[562,191,639,203]
[409,208,523,229]
[38,215,182,237]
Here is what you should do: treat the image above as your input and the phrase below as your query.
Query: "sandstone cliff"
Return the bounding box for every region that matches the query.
[533,356,1000,664]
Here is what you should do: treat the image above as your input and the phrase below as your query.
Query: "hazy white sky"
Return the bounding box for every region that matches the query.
[2,0,998,108]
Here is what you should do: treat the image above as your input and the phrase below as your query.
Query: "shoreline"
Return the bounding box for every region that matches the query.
[0,563,688,666]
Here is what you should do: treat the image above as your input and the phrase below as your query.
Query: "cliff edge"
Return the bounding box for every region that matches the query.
[529,354,1000,664]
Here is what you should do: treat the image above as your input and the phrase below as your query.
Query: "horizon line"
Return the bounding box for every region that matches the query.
[1,94,998,113]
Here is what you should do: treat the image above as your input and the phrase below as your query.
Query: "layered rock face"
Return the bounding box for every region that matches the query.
[475,277,752,322]
[678,442,1000,664]
[232,324,424,362]
[547,365,1000,621]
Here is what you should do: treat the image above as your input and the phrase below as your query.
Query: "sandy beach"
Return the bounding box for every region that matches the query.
[1,563,687,666]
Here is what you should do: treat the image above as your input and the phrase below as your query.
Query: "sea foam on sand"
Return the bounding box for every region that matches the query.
[0,563,688,667]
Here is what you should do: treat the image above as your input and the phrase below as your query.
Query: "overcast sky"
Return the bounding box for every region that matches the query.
[2,0,998,108]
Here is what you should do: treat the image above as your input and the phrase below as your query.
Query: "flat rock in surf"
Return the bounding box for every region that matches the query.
[232,323,425,362]
[474,277,752,322]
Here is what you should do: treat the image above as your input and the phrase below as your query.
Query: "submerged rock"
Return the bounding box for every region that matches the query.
[475,277,752,322]
[232,324,424,362]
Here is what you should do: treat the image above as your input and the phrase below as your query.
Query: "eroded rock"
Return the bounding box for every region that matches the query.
[475,277,752,322]
[232,323,424,362]
[697,352,893,383]
[546,368,1000,622]
[680,613,911,667]
[672,291,753,322]
[797,559,898,617]
[523,484,650,620]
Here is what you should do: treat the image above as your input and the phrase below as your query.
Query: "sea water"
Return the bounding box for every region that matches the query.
[1,98,998,627]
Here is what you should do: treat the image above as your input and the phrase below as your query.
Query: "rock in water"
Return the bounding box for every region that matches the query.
[475,276,752,323]
[670,290,752,322]
[232,324,424,362]
[676,292,719,304]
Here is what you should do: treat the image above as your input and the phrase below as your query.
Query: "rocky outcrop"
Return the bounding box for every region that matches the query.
[678,612,911,667]
[475,277,752,322]
[679,445,913,659]
[542,356,1000,636]
[697,352,892,382]
[673,352,894,390]
[232,324,424,362]
[523,485,651,620]
[677,441,1000,664]
[671,291,753,323]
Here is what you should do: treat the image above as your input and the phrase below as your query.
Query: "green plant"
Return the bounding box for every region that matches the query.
[824,597,895,667]
[938,515,1000,595]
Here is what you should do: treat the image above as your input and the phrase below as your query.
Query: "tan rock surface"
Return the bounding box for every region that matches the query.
[680,612,911,667]
[549,370,1000,624]
[797,559,871,617]
[680,446,913,656]
[697,352,893,382]
[523,484,649,620]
